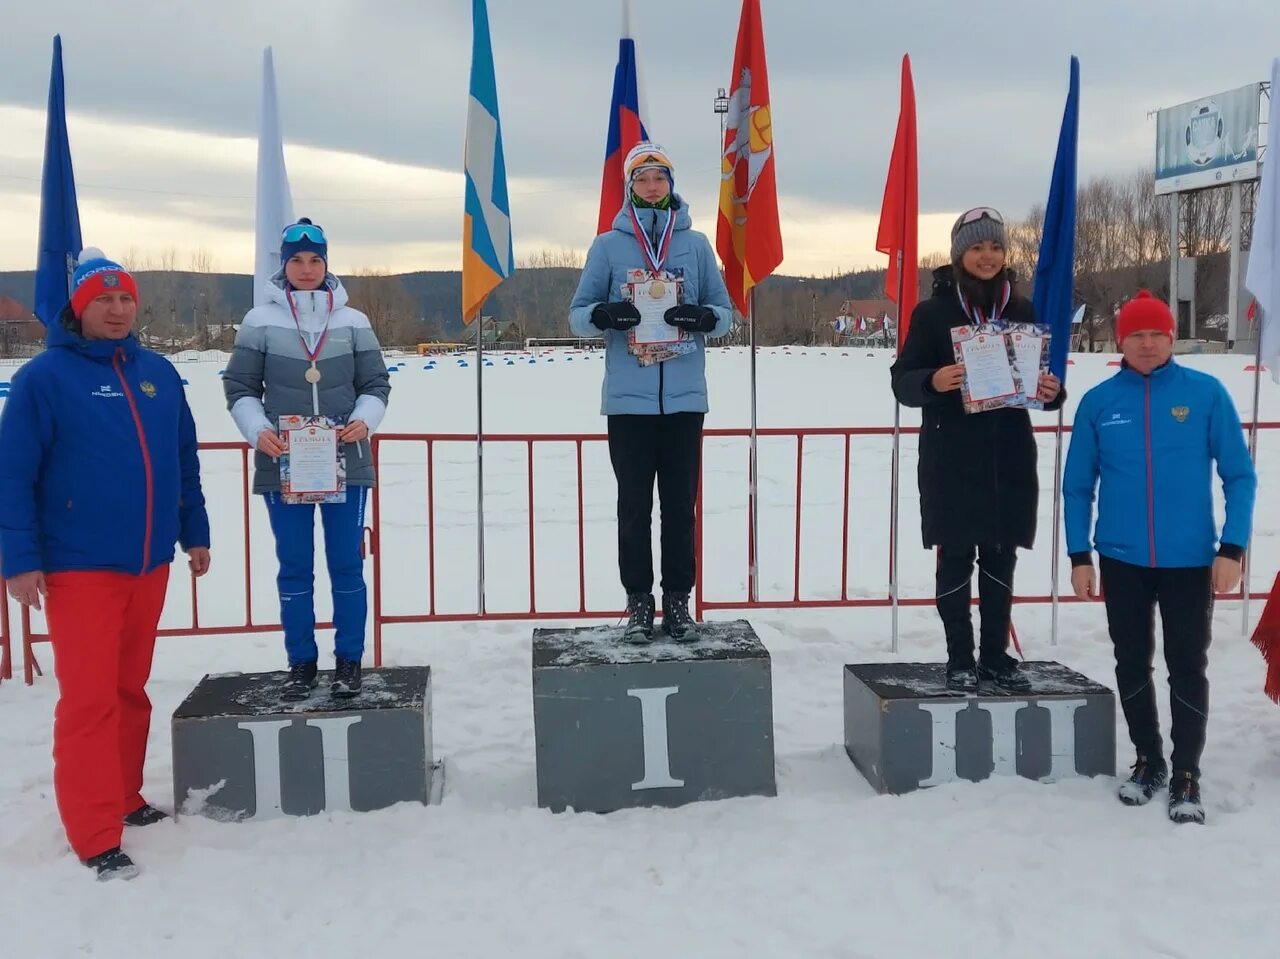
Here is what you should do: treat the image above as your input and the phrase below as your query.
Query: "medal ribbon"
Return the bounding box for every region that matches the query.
[956,279,1011,326]
[627,206,676,275]
[286,289,335,364]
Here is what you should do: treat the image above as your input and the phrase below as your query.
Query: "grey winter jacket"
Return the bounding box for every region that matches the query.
[223,272,390,493]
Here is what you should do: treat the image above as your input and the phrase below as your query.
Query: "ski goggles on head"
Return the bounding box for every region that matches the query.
[954,207,1004,229]
[281,221,327,244]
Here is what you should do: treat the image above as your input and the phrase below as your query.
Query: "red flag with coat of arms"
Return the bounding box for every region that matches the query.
[716,0,783,316]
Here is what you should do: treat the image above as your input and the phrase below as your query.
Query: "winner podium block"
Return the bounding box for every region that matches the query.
[844,662,1115,795]
[172,667,434,819]
[533,621,776,813]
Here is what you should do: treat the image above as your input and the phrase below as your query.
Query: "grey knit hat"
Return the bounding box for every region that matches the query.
[950,207,1008,263]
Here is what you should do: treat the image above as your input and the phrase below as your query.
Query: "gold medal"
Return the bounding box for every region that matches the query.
[648,279,666,299]
[304,364,321,384]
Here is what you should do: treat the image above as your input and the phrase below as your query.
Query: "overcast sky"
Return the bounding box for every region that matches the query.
[0,0,1276,278]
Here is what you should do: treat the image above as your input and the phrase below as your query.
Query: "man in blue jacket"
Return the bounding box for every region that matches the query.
[569,142,733,643]
[0,250,211,880]
[1064,291,1255,824]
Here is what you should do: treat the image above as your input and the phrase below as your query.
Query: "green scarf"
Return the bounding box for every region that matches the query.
[629,189,673,210]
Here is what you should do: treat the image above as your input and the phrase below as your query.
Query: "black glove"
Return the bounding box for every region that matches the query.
[590,301,641,331]
[663,303,718,334]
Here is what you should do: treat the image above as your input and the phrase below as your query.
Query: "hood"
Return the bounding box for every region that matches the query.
[260,269,350,312]
[47,302,140,363]
[259,270,351,335]
[610,194,694,236]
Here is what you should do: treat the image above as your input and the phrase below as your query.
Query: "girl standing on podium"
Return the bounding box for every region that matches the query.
[568,143,734,644]
[890,207,1064,692]
[223,219,390,700]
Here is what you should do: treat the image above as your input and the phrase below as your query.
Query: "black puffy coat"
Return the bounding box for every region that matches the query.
[889,266,1065,549]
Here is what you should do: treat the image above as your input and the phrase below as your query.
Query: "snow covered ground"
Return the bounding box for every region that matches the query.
[2,347,1279,958]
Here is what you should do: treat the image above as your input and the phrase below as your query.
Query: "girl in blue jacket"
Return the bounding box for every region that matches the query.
[568,143,733,642]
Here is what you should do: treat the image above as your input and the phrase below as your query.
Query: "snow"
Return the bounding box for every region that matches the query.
[2,347,1279,958]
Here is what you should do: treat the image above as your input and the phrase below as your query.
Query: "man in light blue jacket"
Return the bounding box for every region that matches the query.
[1064,291,1256,825]
[569,142,733,643]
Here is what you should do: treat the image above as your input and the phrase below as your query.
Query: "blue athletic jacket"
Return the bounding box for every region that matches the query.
[1063,360,1256,568]
[568,198,734,415]
[0,308,210,578]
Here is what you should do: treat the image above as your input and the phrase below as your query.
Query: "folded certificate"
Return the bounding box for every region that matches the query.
[279,414,347,504]
[1006,322,1051,410]
[951,325,1024,415]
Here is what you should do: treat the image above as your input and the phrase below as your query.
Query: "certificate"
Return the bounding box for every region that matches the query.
[1007,323,1051,410]
[630,276,681,345]
[279,415,347,503]
[951,325,1022,414]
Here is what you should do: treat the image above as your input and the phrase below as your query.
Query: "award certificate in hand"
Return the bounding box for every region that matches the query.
[279,415,346,503]
[631,276,681,345]
[952,325,1021,413]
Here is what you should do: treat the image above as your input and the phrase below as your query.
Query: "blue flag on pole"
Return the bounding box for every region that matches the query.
[1033,56,1079,381]
[462,0,513,324]
[34,34,82,327]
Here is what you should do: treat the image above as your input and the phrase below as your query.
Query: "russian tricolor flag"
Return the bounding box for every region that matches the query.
[597,0,649,235]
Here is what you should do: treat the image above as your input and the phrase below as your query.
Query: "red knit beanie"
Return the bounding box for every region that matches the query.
[1116,290,1175,344]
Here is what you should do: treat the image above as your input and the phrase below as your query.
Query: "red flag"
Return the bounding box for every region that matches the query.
[875,54,918,353]
[1251,571,1280,703]
[716,0,783,316]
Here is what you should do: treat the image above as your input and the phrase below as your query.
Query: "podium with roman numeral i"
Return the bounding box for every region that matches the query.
[171,667,439,819]
[532,621,777,813]
[843,661,1116,795]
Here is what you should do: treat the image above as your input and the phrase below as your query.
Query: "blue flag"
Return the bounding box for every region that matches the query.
[34,35,82,327]
[1033,56,1079,381]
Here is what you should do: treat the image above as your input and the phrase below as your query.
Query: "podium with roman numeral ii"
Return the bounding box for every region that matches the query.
[532,621,777,813]
[171,667,439,819]
[843,662,1115,795]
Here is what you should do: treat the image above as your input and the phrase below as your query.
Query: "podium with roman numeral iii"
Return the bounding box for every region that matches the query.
[843,661,1115,795]
[171,667,439,819]
[532,621,777,813]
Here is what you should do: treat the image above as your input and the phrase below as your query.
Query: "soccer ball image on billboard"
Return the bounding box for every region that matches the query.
[1185,100,1224,167]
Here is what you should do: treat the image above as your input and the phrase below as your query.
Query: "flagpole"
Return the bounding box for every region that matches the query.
[748,288,760,603]
[1050,405,1065,646]
[890,251,903,652]
[1244,315,1263,635]
[476,315,487,614]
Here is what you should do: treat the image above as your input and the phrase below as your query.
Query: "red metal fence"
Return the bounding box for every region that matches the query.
[3,423,1275,686]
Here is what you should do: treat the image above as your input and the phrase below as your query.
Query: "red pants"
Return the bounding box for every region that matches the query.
[45,566,170,860]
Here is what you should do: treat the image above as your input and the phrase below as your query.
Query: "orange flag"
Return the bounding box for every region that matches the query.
[875,54,918,353]
[716,0,783,316]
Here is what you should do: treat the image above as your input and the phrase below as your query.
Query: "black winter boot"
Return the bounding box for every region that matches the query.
[281,661,319,701]
[661,592,698,642]
[331,658,363,698]
[623,593,655,644]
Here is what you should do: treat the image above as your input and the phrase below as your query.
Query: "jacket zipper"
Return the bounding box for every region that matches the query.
[113,349,154,573]
[1144,376,1156,567]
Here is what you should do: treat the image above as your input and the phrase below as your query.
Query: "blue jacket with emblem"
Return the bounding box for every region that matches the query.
[0,307,210,578]
[568,198,734,415]
[1063,360,1255,568]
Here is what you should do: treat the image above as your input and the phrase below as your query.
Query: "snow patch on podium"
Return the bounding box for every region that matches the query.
[533,619,768,667]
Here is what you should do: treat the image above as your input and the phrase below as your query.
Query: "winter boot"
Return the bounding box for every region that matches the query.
[1167,771,1206,824]
[1117,755,1168,806]
[661,592,698,642]
[281,661,319,701]
[331,658,363,698]
[84,847,139,882]
[945,665,978,693]
[623,593,655,644]
[123,803,169,827]
[977,654,1032,692]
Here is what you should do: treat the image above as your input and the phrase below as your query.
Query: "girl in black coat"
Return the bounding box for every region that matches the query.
[890,207,1064,691]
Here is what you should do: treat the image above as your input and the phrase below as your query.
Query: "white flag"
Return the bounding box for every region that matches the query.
[254,47,295,306]
[1245,58,1280,381]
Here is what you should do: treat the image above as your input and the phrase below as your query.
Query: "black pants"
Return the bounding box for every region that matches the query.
[607,412,703,595]
[936,543,1017,669]
[1099,556,1213,778]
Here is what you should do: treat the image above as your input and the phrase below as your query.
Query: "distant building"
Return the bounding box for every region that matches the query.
[0,296,43,358]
